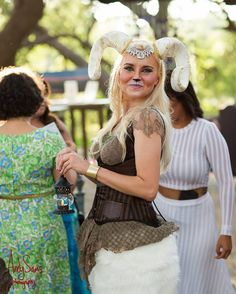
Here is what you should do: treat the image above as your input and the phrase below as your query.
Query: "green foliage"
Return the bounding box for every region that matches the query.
[2,0,236,119]
[42,0,94,36]
[16,44,75,72]
[192,31,236,116]
[42,0,94,55]
[170,15,236,117]
[194,31,236,97]
[15,0,95,72]
[0,0,12,27]
[0,0,12,13]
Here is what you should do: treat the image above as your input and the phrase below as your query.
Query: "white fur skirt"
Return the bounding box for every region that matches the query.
[88,233,179,294]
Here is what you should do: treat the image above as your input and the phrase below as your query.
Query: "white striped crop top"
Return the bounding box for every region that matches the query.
[160,118,235,235]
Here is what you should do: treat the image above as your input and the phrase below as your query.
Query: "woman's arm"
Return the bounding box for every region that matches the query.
[56,132,161,201]
[55,117,77,151]
[205,122,235,235]
[56,110,163,201]
[96,128,161,200]
[205,122,235,258]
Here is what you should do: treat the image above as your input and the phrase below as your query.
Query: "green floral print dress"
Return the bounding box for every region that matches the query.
[0,123,71,294]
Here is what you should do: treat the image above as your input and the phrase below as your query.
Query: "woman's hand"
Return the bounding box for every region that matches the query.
[215,235,232,259]
[56,147,89,175]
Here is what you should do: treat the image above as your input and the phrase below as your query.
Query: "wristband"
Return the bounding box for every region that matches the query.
[86,164,100,179]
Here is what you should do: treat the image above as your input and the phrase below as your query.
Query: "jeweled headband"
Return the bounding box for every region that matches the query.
[88,31,190,92]
[126,44,154,59]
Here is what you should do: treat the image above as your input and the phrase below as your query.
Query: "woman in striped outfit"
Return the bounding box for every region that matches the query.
[154,77,235,294]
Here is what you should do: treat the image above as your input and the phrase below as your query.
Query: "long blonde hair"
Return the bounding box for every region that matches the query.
[90,55,172,173]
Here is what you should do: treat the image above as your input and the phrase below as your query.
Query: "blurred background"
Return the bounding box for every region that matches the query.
[1,0,236,148]
[0,0,235,287]
[2,0,235,187]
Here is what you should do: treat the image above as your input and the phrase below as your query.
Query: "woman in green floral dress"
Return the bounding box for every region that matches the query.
[0,67,77,293]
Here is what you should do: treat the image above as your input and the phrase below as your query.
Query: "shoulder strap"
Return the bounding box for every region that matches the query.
[152,200,167,222]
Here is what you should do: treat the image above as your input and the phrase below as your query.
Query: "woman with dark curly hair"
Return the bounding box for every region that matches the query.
[29,77,89,294]
[0,67,76,293]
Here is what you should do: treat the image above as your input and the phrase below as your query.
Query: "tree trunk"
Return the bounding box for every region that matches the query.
[125,0,170,38]
[0,0,44,66]
[153,0,170,38]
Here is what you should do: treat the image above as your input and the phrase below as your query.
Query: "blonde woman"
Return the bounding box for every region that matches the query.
[56,31,190,294]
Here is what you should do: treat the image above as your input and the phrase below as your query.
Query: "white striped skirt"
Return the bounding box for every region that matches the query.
[154,192,235,294]
[88,233,180,294]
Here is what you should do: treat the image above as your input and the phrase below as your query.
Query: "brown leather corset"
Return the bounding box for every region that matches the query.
[88,185,161,227]
[88,128,161,227]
